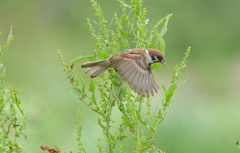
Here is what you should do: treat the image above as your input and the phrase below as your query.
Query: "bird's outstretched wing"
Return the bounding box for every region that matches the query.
[109,51,159,97]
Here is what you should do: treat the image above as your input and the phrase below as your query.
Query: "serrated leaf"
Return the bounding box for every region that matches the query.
[135,109,147,126]
[89,79,95,93]
[165,83,177,102]
[151,62,161,70]
[78,73,85,93]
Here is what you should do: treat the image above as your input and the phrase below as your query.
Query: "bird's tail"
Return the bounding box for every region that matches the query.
[81,61,110,78]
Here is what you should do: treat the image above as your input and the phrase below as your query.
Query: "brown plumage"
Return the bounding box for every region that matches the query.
[81,48,165,97]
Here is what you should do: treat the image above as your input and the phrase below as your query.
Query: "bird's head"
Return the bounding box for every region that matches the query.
[147,48,165,64]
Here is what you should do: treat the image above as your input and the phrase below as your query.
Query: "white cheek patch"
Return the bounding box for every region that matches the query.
[153,55,158,62]
[145,49,154,64]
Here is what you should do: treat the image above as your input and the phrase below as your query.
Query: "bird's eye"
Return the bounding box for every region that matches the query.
[157,56,163,61]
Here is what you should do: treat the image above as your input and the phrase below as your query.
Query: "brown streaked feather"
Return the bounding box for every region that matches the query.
[109,50,160,97]
[118,62,134,77]
[122,63,136,80]
[145,71,151,97]
[128,64,139,85]
[149,71,160,90]
[144,70,150,97]
[85,66,99,74]
[146,68,154,96]
[90,67,109,78]
[141,70,146,97]
[148,71,158,93]
[82,48,162,97]
[115,61,132,72]
[136,69,144,95]
[132,67,140,89]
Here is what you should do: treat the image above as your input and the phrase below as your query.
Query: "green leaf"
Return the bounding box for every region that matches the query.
[151,147,159,153]
[160,15,169,37]
[0,68,3,85]
[119,0,131,8]
[148,39,158,49]
[162,82,167,92]
[121,17,128,23]
[156,33,165,57]
[7,25,12,42]
[151,62,161,70]
[135,0,141,16]
[70,55,84,64]
[16,99,24,115]
[122,114,134,129]
[135,109,147,126]
[76,87,83,96]
[70,55,95,64]
[86,55,96,60]
[112,79,119,86]
[111,88,118,97]
[172,64,178,80]
[131,95,139,110]
[89,79,95,93]
[78,73,85,93]
[98,4,104,20]
[96,55,103,61]
[159,33,166,57]
[91,93,96,105]
[121,31,134,38]
[178,75,189,86]
[165,83,177,102]
[120,31,130,49]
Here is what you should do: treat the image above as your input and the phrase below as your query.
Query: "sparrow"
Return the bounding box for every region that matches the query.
[81,48,165,97]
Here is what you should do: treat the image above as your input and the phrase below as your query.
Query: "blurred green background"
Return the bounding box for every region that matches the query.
[1,0,240,152]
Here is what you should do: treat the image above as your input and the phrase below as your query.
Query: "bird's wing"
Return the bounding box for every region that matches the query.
[109,52,159,97]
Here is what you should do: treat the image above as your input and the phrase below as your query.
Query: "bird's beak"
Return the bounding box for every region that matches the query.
[161,59,166,65]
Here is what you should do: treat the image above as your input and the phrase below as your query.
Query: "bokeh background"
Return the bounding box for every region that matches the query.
[1,0,240,152]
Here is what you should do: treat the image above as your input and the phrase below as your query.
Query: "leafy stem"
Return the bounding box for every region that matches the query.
[58,0,190,152]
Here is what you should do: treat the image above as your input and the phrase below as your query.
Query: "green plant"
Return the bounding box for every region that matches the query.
[58,0,190,152]
[0,27,28,153]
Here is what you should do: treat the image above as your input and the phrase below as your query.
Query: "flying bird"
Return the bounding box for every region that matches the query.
[81,48,165,97]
